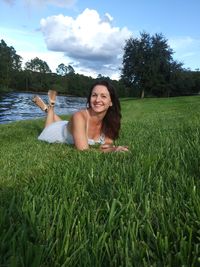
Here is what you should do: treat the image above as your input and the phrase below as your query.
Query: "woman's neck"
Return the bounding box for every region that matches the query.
[87,108,106,122]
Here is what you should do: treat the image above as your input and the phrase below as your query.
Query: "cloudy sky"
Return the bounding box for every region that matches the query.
[1,0,200,79]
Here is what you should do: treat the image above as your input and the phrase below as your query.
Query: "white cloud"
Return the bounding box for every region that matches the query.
[103,13,113,23]
[40,8,132,78]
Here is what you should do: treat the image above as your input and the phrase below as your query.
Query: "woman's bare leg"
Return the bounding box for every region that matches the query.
[53,113,62,122]
[45,106,62,127]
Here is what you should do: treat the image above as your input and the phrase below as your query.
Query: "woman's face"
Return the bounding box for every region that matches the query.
[90,85,112,114]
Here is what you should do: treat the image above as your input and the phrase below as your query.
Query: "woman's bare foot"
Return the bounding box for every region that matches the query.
[32,95,48,112]
[48,90,57,106]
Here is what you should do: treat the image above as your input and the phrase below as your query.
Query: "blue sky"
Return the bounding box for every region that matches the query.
[1,0,200,79]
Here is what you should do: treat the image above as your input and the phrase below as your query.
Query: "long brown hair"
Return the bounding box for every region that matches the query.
[87,80,121,140]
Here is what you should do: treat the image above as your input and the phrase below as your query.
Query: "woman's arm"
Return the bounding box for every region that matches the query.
[70,112,89,150]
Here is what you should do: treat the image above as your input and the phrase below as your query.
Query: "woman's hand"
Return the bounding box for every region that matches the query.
[114,145,129,152]
[100,144,129,153]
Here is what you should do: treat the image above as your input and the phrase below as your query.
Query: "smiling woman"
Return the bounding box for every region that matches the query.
[33,80,128,152]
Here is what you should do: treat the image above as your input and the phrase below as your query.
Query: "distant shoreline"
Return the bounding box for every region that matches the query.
[0,90,82,98]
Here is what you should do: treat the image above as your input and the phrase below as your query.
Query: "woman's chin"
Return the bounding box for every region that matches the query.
[92,106,107,113]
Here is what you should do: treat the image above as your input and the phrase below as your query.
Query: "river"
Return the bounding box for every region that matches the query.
[0,92,87,124]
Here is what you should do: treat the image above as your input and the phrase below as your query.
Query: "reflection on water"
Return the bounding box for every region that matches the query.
[0,92,87,124]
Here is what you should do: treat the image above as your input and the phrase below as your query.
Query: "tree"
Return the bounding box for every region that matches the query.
[25,57,51,73]
[24,57,52,91]
[56,63,68,76]
[121,32,183,97]
[56,63,75,76]
[67,64,75,74]
[0,39,22,90]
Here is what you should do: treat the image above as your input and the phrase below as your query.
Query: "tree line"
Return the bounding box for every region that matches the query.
[0,33,200,98]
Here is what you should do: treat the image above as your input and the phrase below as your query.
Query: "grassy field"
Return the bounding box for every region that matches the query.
[0,95,200,267]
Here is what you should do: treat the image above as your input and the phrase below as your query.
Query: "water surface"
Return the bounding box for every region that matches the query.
[0,92,87,124]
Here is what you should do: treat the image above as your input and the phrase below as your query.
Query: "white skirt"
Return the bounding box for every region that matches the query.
[38,120,74,144]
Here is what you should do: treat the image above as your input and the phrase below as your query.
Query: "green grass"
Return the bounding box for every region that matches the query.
[0,95,200,267]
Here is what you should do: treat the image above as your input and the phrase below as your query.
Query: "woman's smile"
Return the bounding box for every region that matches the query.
[90,85,112,113]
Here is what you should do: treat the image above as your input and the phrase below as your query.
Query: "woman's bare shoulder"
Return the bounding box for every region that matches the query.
[71,109,87,121]
[68,109,87,133]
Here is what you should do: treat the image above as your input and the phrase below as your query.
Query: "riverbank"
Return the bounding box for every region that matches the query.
[1,96,200,266]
